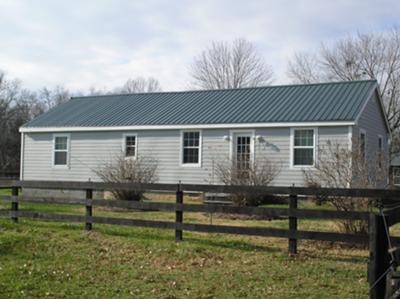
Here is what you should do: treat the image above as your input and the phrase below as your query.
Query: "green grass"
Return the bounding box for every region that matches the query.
[0,198,370,298]
[0,189,10,196]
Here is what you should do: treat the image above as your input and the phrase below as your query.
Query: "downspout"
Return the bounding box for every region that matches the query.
[20,132,24,180]
[348,126,352,188]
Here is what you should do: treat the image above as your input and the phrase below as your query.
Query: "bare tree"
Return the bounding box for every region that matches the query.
[94,153,158,201]
[116,77,162,94]
[190,38,274,89]
[38,86,70,110]
[287,29,400,137]
[287,53,320,84]
[303,138,388,234]
[211,155,281,206]
[0,71,37,175]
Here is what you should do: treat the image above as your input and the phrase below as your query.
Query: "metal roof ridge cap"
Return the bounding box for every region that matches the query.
[70,80,379,99]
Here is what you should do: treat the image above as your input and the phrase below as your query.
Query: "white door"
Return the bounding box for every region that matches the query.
[232,132,253,170]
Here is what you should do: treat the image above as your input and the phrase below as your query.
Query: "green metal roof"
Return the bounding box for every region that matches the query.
[24,80,378,128]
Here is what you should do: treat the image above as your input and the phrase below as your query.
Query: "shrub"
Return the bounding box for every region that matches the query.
[213,156,281,206]
[95,153,158,201]
[303,138,388,234]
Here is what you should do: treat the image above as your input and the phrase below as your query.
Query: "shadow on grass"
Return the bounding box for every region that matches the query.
[97,224,283,253]
[1,219,367,264]
[8,218,281,253]
[299,247,367,264]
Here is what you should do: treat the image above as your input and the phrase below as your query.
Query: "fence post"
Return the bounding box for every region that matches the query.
[11,186,18,223]
[288,187,298,255]
[175,182,183,242]
[85,188,93,231]
[368,213,389,299]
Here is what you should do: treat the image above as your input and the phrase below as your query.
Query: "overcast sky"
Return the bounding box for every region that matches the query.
[0,0,399,92]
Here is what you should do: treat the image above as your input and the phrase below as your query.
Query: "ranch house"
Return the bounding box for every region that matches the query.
[19,80,390,187]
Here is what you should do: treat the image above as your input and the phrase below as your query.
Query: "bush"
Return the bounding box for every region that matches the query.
[303,139,388,234]
[213,156,281,206]
[95,153,158,201]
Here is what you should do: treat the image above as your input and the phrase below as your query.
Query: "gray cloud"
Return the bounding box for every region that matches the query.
[0,0,399,92]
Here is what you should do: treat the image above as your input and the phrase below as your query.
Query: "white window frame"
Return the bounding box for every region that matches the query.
[122,133,138,159]
[180,130,202,167]
[359,128,367,162]
[290,128,317,168]
[393,167,400,186]
[52,133,70,168]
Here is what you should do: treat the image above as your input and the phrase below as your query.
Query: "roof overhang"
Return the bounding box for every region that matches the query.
[20,121,356,133]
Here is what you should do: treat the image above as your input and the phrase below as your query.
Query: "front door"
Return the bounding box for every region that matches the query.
[232,132,252,171]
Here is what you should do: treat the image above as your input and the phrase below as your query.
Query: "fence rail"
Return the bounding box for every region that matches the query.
[1,180,400,298]
[2,179,400,199]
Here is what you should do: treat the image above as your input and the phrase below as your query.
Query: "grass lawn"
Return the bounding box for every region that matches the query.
[0,195,370,298]
[0,189,10,196]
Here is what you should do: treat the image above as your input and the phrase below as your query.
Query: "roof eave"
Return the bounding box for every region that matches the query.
[20,121,356,133]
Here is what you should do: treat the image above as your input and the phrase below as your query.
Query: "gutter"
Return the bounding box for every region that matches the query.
[19,121,356,133]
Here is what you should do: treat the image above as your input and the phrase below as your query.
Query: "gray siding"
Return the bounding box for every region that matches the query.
[255,126,350,186]
[23,126,351,187]
[354,91,389,165]
[353,91,390,185]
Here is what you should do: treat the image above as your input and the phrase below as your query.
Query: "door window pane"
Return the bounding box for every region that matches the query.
[236,135,251,170]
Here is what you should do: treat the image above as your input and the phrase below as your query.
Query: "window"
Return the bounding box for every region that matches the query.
[53,135,69,166]
[182,131,201,166]
[124,135,137,158]
[360,130,366,161]
[394,167,400,186]
[378,136,383,168]
[292,129,315,167]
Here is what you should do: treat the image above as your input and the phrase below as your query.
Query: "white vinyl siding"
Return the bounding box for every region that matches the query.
[23,126,352,186]
[353,92,389,187]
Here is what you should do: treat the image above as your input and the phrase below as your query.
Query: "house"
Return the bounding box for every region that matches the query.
[19,80,390,187]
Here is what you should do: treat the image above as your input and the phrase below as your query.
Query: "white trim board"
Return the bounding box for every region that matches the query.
[20,121,355,133]
[19,132,25,180]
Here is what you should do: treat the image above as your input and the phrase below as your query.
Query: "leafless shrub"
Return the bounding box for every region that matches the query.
[213,156,281,206]
[303,139,388,234]
[95,153,158,201]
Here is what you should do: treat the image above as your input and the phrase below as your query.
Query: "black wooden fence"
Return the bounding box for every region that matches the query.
[1,180,400,299]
